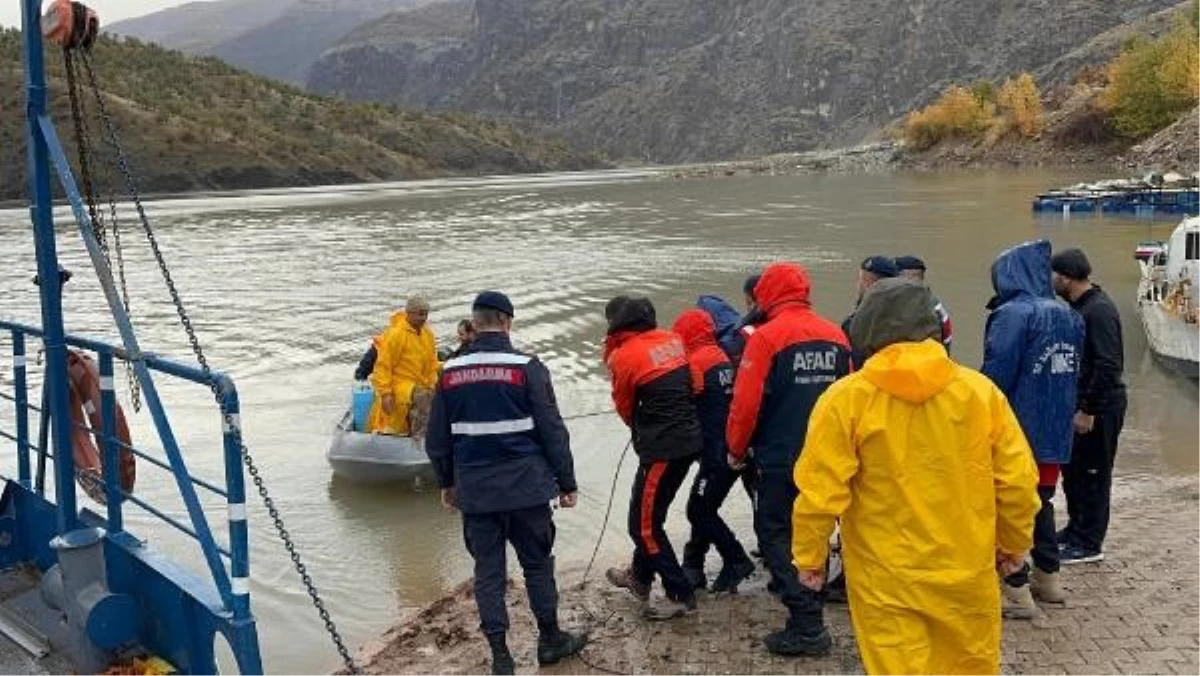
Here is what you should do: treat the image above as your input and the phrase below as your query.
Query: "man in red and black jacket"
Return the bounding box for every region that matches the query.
[727,262,851,657]
[602,296,702,621]
[673,309,756,594]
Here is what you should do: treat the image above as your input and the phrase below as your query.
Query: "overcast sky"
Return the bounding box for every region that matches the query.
[0,1,196,28]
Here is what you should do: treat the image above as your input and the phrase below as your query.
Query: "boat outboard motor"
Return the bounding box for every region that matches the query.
[40,528,139,673]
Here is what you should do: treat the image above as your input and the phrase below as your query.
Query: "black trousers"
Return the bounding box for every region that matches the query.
[463,504,558,636]
[1062,403,1126,552]
[755,463,824,631]
[628,456,696,602]
[682,462,752,571]
[1006,485,1059,584]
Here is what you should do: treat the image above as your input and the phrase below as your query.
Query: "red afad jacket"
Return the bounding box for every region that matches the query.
[605,327,702,462]
[727,262,852,467]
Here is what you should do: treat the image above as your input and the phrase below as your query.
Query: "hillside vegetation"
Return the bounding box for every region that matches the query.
[0,29,603,200]
[897,2,1199,169]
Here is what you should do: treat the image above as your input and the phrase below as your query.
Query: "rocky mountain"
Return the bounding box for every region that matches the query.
[307,0,1182,162]
[105,0,296,54]
[107,0,441,85]
[0,30,603,201]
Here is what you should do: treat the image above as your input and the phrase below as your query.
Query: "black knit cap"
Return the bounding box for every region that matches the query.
[1050,248,1092,281]
[743,274,762,297]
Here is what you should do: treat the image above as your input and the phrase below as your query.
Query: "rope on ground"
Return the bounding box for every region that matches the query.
[561,409,614,422]
[576,649,625,675]
[580,438,633,588]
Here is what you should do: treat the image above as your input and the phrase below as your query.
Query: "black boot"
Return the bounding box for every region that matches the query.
[764,622,832,657]
[537,622,588,666]
[682,566,708,591]
[710,559,756,593]
[486,633,515,675]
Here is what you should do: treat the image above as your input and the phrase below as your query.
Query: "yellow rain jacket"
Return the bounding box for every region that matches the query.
[792,339,1040,675]
[367,311,438,435]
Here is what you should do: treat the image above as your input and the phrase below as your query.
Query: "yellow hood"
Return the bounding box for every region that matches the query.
[860,339,956,403]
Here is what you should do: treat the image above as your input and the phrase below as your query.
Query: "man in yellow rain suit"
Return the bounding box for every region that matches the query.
[368,297,439,435]
[791,278,1041,675]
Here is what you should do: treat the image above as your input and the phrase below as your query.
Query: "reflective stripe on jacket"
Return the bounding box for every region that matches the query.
[426,333,576,514]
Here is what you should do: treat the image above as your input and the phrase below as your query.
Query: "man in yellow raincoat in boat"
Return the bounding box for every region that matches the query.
[791,278,1041,675]
[367,296,439,435]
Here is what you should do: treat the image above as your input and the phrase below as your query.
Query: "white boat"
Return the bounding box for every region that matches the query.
[1136,216,1200,379]
[326,410,436,483]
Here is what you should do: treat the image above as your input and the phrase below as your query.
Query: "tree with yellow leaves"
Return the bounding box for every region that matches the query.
[997,73,1045,138]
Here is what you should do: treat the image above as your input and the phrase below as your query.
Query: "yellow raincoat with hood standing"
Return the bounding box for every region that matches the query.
[791,279,1040,675]
[367,310,438,435]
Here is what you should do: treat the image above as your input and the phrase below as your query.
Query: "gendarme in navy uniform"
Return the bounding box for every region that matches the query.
[425,291,587,675]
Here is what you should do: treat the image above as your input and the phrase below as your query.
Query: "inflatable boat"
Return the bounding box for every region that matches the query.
[326,409,436,483]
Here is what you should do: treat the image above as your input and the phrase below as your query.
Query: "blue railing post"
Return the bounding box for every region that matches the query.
[98,351,123,532]
[219,378,251,621]
[12,332,32,487]
[24,0,78,534]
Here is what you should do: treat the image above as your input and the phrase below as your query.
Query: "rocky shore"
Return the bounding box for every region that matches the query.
[351,473,1199,675]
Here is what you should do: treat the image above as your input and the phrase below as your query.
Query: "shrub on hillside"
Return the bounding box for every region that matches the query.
[1103,7,1199,138]
[996,73,1045,138]
[903,86,996,150]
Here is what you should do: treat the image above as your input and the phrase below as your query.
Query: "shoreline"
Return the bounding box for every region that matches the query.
[5,136,1184,212]
[350,473,1199,675]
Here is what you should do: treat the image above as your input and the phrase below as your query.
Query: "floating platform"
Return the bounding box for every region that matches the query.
[1033,174,1200,216]
[1033,188,1199,215]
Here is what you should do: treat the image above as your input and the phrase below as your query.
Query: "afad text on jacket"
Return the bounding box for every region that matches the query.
[605,298,702,462]
[727,263,852,469]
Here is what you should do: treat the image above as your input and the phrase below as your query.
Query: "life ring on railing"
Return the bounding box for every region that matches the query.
[66,349,136,504]
[43,0,100,50]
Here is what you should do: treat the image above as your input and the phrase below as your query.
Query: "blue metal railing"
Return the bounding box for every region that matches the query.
[1,320,251,622]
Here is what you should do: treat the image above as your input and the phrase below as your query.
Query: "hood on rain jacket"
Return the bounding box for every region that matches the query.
[673,309,735,468]
[426,332,576,514]
[790,332,1041,675]
[982,240,1085,465]
[695,294,763,366]
[726,263,851,468]
[605,298,702,462]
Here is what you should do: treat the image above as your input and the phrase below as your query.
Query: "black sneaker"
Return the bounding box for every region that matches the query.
[1060,544,1104,565]
[764,625,833,657]
[710,559,756,593]
[682,566,708,591]
[537,629,588,666]
[491,653,515,675]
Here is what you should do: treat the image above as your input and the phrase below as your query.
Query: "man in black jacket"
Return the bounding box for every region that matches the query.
[426,291,586,674]
[1051,249,1127,564]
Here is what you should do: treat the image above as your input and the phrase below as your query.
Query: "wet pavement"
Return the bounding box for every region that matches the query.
[356,475,1200,675]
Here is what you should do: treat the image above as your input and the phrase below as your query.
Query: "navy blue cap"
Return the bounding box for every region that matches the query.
[860,255,899,278]
[894,255,926,272]
[472,290,514,317]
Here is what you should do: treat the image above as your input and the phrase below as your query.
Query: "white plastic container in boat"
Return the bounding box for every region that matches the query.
[326,410,436,483]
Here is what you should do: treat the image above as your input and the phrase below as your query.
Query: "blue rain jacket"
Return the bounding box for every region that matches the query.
[981,240,1085,464]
